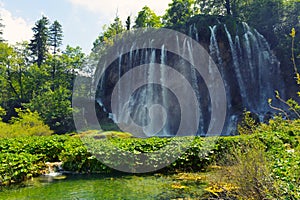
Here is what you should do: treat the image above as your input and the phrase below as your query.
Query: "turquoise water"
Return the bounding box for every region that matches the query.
[0,173,206,199]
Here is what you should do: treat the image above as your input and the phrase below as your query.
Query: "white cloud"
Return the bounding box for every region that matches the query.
[67,0,172,22]
[0,7,33,44]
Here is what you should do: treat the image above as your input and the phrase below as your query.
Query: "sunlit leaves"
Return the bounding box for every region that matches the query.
[134,6,162,28]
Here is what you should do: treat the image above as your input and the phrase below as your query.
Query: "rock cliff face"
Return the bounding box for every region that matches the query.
[95,16,286,136]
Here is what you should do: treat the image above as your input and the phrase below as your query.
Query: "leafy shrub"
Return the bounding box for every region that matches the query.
[214,142,277,199]
[59,137,106,173]
[237,111,259,135]
[0,108,53,138]
[27,86,74,134]
[207,118,300,199]
[271,147,300,199]
[82,136,217,173]
[0,153,44,185]
[0,136,69,161]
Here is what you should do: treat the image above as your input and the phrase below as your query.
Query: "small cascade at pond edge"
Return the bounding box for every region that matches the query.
[45,162,63,177]
[95,21,285,136]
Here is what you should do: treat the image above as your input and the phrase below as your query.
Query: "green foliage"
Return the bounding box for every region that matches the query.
[206,118,300,199]
[27,86,73,134]
[236,0,300,71]
[92,16,125,51]
[0,153,44,185]
[0,135,106,181]
[237,111,258,135]
[213,142,277,199]
[0,118,299,197]
[29,16,50,67]
[0,42,29,103]
[0,21,82,134]
[74,130,133,139]
[48,20,63,55]
[0,106,6,119]
[290,27,300,96]
[163,0,196,27]
[59,137,105,173]
[134,6,162,28]
[0,108,52,138]
[271,146,300,199]
[0,135,70,185]
[195,0,234,16]
[258,121,300,199]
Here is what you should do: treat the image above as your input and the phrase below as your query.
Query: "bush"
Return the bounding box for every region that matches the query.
[237,111,259,135]
[0,108,53,138]
[212,142,277,199]
[0,153,44,185]
[206,118,300,199]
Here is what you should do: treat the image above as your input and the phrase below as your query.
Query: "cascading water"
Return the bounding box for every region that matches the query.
[224,24,247,105]
[96,20,285,136]
[160,45,169,136]
[186,39,204,135]
[209,25,232,111]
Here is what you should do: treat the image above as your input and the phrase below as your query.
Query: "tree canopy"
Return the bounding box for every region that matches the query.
[163,0,195,27]
[134,6,162,28]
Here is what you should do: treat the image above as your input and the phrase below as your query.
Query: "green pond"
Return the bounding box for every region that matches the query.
[0,173,207,199]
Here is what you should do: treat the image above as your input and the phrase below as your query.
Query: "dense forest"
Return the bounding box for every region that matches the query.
[0,0,299,135]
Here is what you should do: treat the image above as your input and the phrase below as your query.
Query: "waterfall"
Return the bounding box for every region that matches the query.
[189,24,199,42]
[186,40,204,135]
[224,24,247,107]
[143,48,158,136]
[160,45,169,136]
[194,24,199,42]
[95,21,285,136]
[209,26,222,65]
[115,49,123,123]
[240,22,283,113]
[242,22,256,84]
[209,25,232,110]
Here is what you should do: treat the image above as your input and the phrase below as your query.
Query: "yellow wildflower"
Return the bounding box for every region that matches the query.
[290,28,296,38]
[171,183,187,189]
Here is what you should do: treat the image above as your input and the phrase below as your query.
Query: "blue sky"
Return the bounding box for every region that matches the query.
[0,0,172,54]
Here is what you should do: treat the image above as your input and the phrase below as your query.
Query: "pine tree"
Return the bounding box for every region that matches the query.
[29,16,49,67]
[48,20,63,55]
[48,20,63,90]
